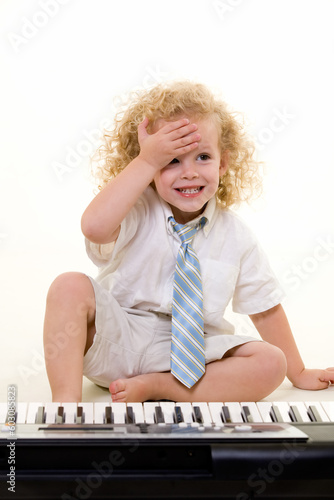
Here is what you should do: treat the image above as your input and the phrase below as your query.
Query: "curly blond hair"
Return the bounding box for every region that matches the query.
[94,81,262,208]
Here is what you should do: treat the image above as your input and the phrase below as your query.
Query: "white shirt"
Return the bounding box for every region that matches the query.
[86,187,284,337]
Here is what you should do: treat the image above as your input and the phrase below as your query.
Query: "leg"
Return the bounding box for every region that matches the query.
[43,272,96,402]
[109,341,287,402]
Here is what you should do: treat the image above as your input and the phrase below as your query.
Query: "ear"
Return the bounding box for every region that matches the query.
[219,150,230,176]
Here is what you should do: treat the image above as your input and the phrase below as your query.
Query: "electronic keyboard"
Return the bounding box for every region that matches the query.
[1,400,334,499]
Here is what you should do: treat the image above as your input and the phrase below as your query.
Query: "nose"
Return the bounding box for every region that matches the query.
[180,160,199,179]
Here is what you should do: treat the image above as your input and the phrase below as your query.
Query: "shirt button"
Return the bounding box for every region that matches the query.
[167,302,173,312]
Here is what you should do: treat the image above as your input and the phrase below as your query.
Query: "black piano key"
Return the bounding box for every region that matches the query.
[105,406,113,424]
[36,406,45,424]
[270,405,284,423]
[154,406,165,424]
[174,406,184,423]
[56,406,64,424]
[5,411,17,425]
[125,406,135,424]
[289,405,303,423]
[241,405,254,423]
[193,406,204,424]
[221,405,231,423]
[76,406,84,424]
[308,405,322,423]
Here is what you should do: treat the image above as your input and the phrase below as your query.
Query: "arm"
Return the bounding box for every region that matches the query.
[249,304,334,390]
[81,117,200,244]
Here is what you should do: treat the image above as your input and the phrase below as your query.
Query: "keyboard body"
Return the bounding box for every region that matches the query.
[1,401,334,499]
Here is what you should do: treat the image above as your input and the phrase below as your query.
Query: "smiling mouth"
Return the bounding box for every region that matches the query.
[176,187,203,194]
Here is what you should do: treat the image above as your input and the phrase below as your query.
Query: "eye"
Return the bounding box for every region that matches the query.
[198,154,210,161]
[169,158,180,164]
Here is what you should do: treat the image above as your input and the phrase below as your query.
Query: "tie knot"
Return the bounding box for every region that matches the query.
[169,216,207,245]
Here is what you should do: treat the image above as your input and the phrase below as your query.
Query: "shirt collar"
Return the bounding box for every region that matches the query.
[159,193,217,238]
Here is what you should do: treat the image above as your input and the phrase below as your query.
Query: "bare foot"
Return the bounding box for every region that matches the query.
[109,373,163,402]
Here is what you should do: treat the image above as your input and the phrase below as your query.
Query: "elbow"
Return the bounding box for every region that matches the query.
[81,212,100,243]
[81,212,120,244]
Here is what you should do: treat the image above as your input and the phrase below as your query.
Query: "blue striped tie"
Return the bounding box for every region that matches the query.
[169,216,207,388]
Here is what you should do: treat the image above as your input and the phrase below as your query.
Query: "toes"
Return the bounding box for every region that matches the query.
[109,379,125,395]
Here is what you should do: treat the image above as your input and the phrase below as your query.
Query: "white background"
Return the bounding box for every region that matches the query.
[0,0,333,401]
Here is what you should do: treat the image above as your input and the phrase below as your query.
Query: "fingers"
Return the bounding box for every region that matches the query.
[137,116,149,142]
[319,368,334,384]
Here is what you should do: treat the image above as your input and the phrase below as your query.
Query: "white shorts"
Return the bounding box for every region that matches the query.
[83,277,260,388]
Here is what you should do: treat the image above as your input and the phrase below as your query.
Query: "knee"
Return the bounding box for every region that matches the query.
[261,343,287,386]
[46,272,94,308]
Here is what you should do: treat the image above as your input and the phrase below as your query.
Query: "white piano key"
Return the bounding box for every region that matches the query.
[288,402,312,423]
[208,402,224,425]
[224,402,243,423]
[78,402,94,424]
[272,402,292,423]
[45,402,60,424]
[256,402,274,423]
[26,402,43,424]
[306,402,330,423]
[159,402,175,423]
[16,402,28,424]
[240,402,263,423]
[111,402,126,423]
[128,402,145,423]
[0,402,8,424]
[192,402,212,426]
[62,402,77,424]
[320,401,334,422]
[178,402,193,423]
[143,402,157,424]
[94,402,110,424]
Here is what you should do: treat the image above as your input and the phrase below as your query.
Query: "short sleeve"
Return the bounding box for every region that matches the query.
[232,234,285,315]
[84,193,147,268]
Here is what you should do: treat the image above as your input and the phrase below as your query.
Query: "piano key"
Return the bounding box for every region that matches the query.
[16,402,28,424]
[312,402,332,423]
[36,406,45,424]
[241,402,262,423]
[62,402,77,424]
[288,405,303,423]
[241,405,253,423]
[274,402,294,423]
[174,405,184,424]
[159,402,175,424]
[193,402,212,426]
[270,405,282,423]
[76,405,84,424]
[288,402,312,423]
[143,402,157,424]
[256,402,274,423]
[125,406,135,424]
[222,405,232,423]
[154,406,165,424]
[208,402,224,425]
[111,402,126,424]
[224,403,243,423]
[45,402,60,424]
[56,406,65,424]
[94,402,109,424]
[193,406,204,424]
[26,403,42,424]
[105,406,113,424]
[306,402,331,423]
[78,402,93,424]
[178,403,193,424]
[129,402,145,424]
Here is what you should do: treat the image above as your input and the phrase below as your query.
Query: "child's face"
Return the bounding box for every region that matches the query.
[153,116,228,224]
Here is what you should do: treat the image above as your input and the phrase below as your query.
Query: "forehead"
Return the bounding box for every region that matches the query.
[153,115,220,146]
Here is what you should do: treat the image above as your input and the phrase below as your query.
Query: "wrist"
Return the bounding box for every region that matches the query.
[135,153,162,175]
